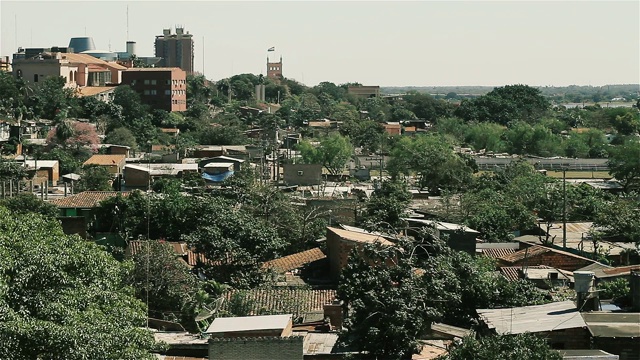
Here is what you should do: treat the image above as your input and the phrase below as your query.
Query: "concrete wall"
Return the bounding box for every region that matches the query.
[209,336,303,360]
[283,164,322,186]
[123,167,150,188]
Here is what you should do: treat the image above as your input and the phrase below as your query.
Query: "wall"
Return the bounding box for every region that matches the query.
[326,231,356,281]
[209,336,303,360]
[537,328,591,350]
[283,164,322,186]
[123,167,150,188]
[593,337,640,360]
[121,68,187,112]
[519,252,593,271]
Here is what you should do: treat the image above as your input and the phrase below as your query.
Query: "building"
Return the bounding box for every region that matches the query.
[405,218,480,255]
[283,164,323,186]
[121,67,187,112]
[198,156,245,172]
[155,27,194,74]
[207,314,294,338]
[326,226,394,280]
[83,154,126,175]
[347,85,380,98]
[0,56,11,72]
[50,191,129,238]
[498,244,598,271]
[267,56,283,79]
[123,163,198,188]
[12,52,125,87]
[582,312,640,360]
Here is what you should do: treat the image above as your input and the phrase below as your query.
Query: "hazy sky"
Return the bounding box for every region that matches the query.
[1,1,638,87]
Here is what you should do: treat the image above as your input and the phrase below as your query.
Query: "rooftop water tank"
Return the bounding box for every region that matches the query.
[68,37,96,53]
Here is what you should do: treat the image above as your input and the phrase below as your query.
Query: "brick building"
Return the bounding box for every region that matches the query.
[267,56,283,80]
[326,226,394,280]
[498,245,597,271]
[121,67,187,112]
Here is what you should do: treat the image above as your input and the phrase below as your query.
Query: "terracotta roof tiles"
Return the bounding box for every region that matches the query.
[263,247,326,273]
[83,154,126,166]
[219,289,337,320]
[50,191,128,208]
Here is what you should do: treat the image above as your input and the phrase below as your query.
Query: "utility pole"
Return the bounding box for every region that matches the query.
[562,168,567,249]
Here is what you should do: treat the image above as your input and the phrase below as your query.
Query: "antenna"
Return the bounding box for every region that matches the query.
[15,14,17,51]
[202,35,205,75]
[126,5,129,40]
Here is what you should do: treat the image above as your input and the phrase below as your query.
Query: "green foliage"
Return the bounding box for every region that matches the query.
[29,76,79,120]
[77,164,113,192]
[104,126,138,150]
[607,139,640,191]
[402,92,453,121]
[39,147,90,175]
[360,179,412,232]
[298,133,354,175]
[0,158,30,182]
[387,134,475,193]
[440,334,562,360]
[339,119,385,154]
[0,193,58,218]
[597,278,632,307]
[0,208,157,359]
[594,196,640,244]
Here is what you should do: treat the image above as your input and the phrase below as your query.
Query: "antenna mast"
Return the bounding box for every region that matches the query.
[126,5,129,40]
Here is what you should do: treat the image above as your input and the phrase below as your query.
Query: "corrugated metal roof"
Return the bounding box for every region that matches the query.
[500,265,554,282]
[582,312,640,338]
[263,247,326,273]
[500,245,595,264]
[206,314,292,334]
[477,301,586,334]
[481,248,516,259]
[327,227,394,246]
[50,191,128,208]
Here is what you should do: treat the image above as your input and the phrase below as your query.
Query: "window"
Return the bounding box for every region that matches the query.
[165,90,171,95]
[151,90,157,95]
[151,80,157,85]
[16,70,22,78]
[131,79,137,85]
[34,74,38,82]
[69,71,73,82]
[143,90,150,95]
[165,80,171,85]
[144,79,150,85]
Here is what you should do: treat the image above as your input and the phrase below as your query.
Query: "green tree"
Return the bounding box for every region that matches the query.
[0,158,29,182]
[104,126,138,151]
[0,193,58,218]
[440,334,562,360]
[77,164,113,192]
[359,179,412,232]
[29,76,78,120]
[299,133,354,175]
[607,139,640,191]
[0,208,158,359]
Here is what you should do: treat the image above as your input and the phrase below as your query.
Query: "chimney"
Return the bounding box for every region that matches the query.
[574,271,600,312]
[323,299,343,331]
[631,269,640,311]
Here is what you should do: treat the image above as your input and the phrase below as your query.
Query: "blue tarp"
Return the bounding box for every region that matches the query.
[202,171,234,182]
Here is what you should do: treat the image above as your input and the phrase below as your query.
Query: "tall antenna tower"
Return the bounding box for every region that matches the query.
[126,5,129,40]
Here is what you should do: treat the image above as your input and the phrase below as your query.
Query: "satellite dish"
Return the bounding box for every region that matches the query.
[195,297,225,322]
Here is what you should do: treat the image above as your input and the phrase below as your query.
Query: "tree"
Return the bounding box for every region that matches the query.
[76,164,113,192]
[359,179,412,232]
[0,207,158,359]
[128,240,203,330]
[0,158,30,182]
[299,133,353,175]
[47,120,100,150]
[0,193,58,218]
[104,126,138,150]
[28,75,79,120]
[607,139,640,191]
[440,334,562,360]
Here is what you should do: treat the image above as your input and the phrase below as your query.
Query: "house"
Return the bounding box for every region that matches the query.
[127,240,212,269]
[49,191,128,238]
[263,247,327,274]
[476,242,520,259]
[477,301,591,349]
[589,265,640,285]
[347,85,380,98]
[218,289,337,322]
[283,164,323,186]
[121,67,187,112]
[405,218,480,255]
[123,163,198,188]
[83,154,126,175]
[582,312,640,360]
[192,145,249,159]
[201,163,235,183]
[499,265,573,289]
[326,226,394,280]
[383,122,401,136]
[160,128,180,137]
[21,159,60,184]
[498,245,598,271]
[76,86,116,103]
[153,331,209,358]
[560,350,619,360]
[198,156,245,172]
[104,144,131,157]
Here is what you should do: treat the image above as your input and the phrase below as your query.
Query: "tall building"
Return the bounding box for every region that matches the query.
[121,67,187,112]
[267,56,283,80]
[154,27,194,74]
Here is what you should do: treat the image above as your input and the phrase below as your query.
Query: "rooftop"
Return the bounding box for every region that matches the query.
[477,300,586,334]
[405,218,480,233]
[49,191,128,208]
[83,154,126,166]
[219,289,336,320]
[263,247,326,273]
[499,245,596,265]
[582,312,640,338]
[206,314,292,334]
[124,67,184,72]
[327,226,394,246]
[302,332,340,355]
[592,264,640,279]
[125,163,198,176]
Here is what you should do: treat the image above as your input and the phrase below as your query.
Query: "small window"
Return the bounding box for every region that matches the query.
[143,90,150,95]
[34,74,39,82]
[297,171,304,176]
[151,80,157,85]
[165,90,171,95]
[144,79,150,85]
[165,80,171,85]
[131,79,137,85]
[17,70,23,78]
[151,90,157,95]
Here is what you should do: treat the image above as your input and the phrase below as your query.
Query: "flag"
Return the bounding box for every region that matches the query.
[267,47,275,52]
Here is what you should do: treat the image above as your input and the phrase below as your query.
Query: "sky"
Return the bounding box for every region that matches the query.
[1,1,638,87]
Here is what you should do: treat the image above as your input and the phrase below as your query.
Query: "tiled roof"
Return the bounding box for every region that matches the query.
[263,247,326,273]
[480,248,516,259]
[327,227,394,246]
[76,86,114,97]
[219,289,337,320]
[500,265,552,282]
[50,191,128,208]
[83,154,126,166]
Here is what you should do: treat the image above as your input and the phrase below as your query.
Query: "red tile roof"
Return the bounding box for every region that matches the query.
[50,191,128,208]
[263,247,326,273]
[219,289,337,320]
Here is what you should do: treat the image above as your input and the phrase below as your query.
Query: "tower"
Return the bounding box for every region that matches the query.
[154,27,194,74]
[266,56,283,80]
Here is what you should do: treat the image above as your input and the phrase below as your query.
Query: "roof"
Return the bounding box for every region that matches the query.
[125,163,198,176]
[49,191,128,208]
[22,159,58,169]
[160,128,180,133]
[153,332,208,346]
[124,67,183,72]
[206,314,292,334]
[499,245,596,265]
[500,265,553,282]
[209,155,245,163]
[219,289,336,319]
[477,301,586,334]
[480,248,516,259]
[559,349,619,359]
[76,86,114,97]
[307,121,334,127]
[303,332,339,355]
[263,247,326,273]
[429,323,473,339]
[61,53,127,70]
[582,312,640,338]
[577,262,613,272]
[203,162,235,168]
[128,240,188,256]
[327,227,394,246]
[538,222,637,257]
[405,218,480,233]
[83,154,126,166]
[592,264,640,279]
